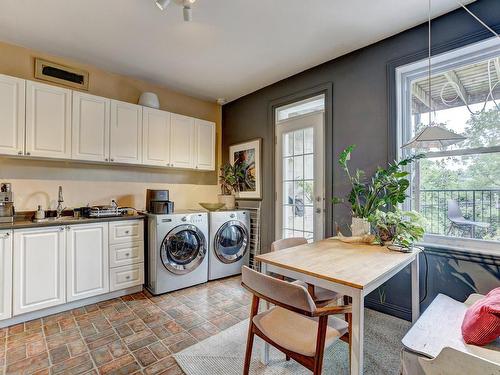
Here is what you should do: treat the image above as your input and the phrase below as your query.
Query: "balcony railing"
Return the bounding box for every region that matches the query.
[419,189,500,241]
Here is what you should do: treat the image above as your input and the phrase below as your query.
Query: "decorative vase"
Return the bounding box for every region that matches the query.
[351,217,371,236]
[218,194,235,210]
[138,92,160,109]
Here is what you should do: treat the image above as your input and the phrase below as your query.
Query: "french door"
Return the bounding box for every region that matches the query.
[275,111,325,241]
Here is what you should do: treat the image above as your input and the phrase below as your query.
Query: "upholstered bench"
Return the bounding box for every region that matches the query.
[401,293,500,375]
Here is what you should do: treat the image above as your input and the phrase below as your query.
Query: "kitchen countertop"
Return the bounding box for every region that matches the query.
[0,213,146,230]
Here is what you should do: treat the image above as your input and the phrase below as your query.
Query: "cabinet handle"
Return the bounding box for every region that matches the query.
[125,230,130,234]
[0,233,10,239]
[18,151,22,155]
[125,253,130,257]
[26,152,31,156]
[105,158,108,161]
[125,276,131,280]
[60,227,65,231]
[110,158,114,162]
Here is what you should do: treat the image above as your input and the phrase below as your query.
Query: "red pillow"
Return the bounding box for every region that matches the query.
[461,288,500,346]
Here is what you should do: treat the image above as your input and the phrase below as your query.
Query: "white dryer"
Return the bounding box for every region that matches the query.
[208,210,250,280]
[146,211,209,295]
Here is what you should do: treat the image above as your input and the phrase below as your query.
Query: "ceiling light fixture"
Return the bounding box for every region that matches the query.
[155,0,170,11]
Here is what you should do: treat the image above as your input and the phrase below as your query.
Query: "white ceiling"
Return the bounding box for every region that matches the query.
[0,0,474,102]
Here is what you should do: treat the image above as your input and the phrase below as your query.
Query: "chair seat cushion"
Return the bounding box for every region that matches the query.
[462,288,500,346]
[253,306,348,357]
[292,280,341,302]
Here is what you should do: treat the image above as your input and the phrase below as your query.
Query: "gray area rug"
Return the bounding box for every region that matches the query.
[174,309,410,374]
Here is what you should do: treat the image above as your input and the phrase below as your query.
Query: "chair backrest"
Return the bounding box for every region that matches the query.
[241,266,317,315]
[448,199,465,221]
[271,237,308,252]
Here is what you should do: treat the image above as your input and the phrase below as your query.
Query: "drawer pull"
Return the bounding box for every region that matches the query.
[125,253,130,257]
[126,276,131,280]
[125,230,130,234]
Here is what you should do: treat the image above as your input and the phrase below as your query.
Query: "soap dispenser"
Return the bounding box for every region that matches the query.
[35,205,45,220]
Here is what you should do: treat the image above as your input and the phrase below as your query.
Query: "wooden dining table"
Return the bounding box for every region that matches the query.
[255,238,421,375]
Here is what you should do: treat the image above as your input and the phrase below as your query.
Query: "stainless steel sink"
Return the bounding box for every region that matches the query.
[33,216,84,223]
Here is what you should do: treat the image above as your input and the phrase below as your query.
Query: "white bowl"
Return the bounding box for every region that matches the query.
[138,92,160,109]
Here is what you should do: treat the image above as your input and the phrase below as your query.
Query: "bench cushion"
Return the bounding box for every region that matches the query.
[402,294,500,364]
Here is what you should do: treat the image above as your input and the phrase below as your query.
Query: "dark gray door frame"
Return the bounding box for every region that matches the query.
[267,82,334,243]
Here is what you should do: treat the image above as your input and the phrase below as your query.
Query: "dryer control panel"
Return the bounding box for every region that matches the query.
[186,214,206,224]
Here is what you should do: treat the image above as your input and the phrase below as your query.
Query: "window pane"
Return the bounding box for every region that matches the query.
[302,181,314,205]
[283,205,294,229]
[283,157,293,180]
[304,127,314,153]
[304,154,314,180]
[283,229,295,239]
[284,182,294,205]
[294,181,304,209]
[418,153,499,241]
[304,206,314,232]
[293,155,303,180]
[294,130,304,155]
[283,132,293,157]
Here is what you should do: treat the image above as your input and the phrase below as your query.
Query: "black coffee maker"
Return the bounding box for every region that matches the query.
[146,189,174,214]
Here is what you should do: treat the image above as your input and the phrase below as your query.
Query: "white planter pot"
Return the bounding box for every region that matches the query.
[351,217,371,236]
[218,194,235,210]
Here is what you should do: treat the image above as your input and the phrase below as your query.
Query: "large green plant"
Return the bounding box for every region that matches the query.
[333,145,424,218]
[219,163,245,195]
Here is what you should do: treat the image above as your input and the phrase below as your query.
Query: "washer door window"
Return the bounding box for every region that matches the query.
[161,224,206,275]
[214,220,249,264]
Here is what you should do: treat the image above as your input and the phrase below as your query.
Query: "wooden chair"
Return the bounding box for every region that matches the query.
[271,237,349,308]
[241,266,352,375]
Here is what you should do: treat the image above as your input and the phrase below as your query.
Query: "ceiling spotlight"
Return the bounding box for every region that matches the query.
[155,0,170,11]
[183,6,192,21]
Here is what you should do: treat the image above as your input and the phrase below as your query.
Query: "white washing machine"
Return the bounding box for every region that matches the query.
[208,210,250,280]
[146,211,209,295]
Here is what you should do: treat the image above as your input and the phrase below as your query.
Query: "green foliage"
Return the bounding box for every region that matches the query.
[369,209,426,247]
[333,144,424,218]
[219,163,245,195]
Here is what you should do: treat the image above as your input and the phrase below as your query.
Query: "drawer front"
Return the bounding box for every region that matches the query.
[109,220,143,244]
[110,241,144,268]
[110,263,144,292]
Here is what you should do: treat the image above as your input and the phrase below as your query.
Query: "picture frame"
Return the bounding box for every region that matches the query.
[229,138,262,200]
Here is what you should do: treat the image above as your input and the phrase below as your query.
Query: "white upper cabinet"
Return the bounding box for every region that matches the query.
[13,227,66,315]
[110,100,142,164]
[66,223,109,302]
[0,230,12,321]
[142,107,171,166]
[72,92,110,162]
[0,75,25,156]
[26,81,72,159]
[170,113,195,169]
[195,119,216,171]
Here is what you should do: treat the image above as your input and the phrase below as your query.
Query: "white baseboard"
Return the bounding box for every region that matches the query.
[0,286,143,328]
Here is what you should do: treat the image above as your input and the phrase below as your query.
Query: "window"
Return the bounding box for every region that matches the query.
[397,38,500,250]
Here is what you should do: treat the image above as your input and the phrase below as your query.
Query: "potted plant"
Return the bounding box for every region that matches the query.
[218,163,244,209]
[369,209,426,249]
[333,145,424,236]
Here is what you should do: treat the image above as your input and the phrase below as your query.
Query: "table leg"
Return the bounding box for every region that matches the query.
[260,262,270,365]
[411,254,420,323]
[350,290,364,375]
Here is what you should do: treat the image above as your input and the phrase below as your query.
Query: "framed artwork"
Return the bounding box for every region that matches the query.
[229,138,262,200]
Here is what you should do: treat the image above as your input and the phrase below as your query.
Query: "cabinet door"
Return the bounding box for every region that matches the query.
[26,81,72,158]
[13,227,66,315]
[195,119,216,170]
[72,92,110,162]
[0,75,25,156]
[110,100,142,164]
[67,223,109,302]
[0,230,13,321]
[142,107,171,166]
[170,113,195,168]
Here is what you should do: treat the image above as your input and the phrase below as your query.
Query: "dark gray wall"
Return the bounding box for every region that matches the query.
[223,0,500,253]
[223,0,500,319]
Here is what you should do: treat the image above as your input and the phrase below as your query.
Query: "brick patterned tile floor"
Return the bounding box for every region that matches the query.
[0,276,251,375]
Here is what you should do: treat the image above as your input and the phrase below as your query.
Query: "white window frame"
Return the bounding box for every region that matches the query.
[396,37,500,254]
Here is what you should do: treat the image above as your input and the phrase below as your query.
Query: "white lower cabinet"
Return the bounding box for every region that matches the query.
[110,264,144,292]
[13,227,66,315]
[67,223,109,302]
[0,230,13,321]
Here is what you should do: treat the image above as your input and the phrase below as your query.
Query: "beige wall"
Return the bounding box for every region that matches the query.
[0,40,221,211]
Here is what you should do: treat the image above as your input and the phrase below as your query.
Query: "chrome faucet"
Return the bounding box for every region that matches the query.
[56,186,64,218]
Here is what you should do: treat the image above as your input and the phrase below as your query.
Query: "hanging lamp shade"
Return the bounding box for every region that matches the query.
[401,125,466,150]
